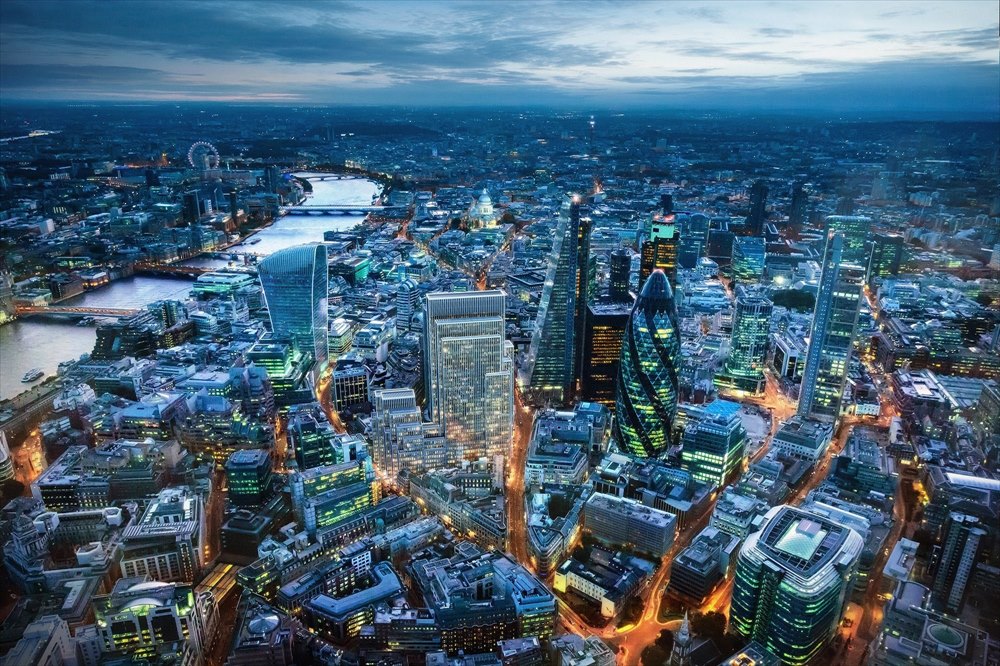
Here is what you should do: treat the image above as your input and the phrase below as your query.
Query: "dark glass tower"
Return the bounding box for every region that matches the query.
[640,214,679,288]
[746,180,768,235]
[582,300,631,408]
[529,195,586,404]
[614,270,681,458]
[609,248,632,303]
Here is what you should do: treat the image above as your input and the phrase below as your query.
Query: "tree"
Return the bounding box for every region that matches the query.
[771,289,815,311]
[641,644,669,666]
[1,479,25,503]
[691,611,728,642]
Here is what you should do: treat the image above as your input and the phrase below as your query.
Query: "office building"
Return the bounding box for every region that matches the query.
[680,413,748,488]
[554,553,643,619]
[746,181,768,236]
[225,449,274,508]
[797,232,865,422]
[301,562,404,644]
[668,526,739,603]
[94,576,217,664]
[370,388,446,485]
[866,232,905,286]
[424,290,514,462]
[719,289,773,394]
[788,181,808,228]
[584,493,676,558]
[530,195,587,404]
[581,300,631,407]
[931,513,987,613]
[258,243,329,369]
[731,236,766,282]
[289,457,378,537]
[120,486,206,583]
[287,403,339,470]
[824,215,872,265]
[226,602,294,666]
[614,270,681,458]
[331,356,370,414]
[609,248,632,302]
[640,212,680,287]
[0,615,77,666]
[730,505,864,666]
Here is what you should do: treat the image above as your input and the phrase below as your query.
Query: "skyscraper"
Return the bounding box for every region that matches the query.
[824,215,872,265]
[581,300,631,408]
[788,181,808,228]
[931,513,986,613]
[680,413,748,488]
[529,195,586,404]
[574,201,593,390]
[424,290,514,462]
[720,288,773,394]
[640,213,680,288]
[615,270,681,458]
[370,388,447,485]
[797,232,864,422]
[609,248,632,303]
[731,236,766,283]
[866,232,904,286]
[258,244,329,369]
[746,181,768,236]
[730,505,863,666]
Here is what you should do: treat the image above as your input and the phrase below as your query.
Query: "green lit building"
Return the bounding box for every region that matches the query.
[225,449,273,508]
[730,505,863,666]
[614,270,681,458]
[866,232,904,286]
[718,288,773,394]
[289,456,379,537]
[287,403,339,470]
[680,413,748,488]
[731,236,766,282]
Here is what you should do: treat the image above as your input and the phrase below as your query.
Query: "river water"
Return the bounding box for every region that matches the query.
[0,176,378,401]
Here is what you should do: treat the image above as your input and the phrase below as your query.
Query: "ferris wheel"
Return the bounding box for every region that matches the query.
[188,141,220,169]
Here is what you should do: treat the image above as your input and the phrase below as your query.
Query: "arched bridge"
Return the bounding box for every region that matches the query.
[16,305,141,318]
[301,174,364,182]
[134,262,211,277]
[283,205,408,216]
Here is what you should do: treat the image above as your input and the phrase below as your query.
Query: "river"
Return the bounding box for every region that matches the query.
[0,175,379,401]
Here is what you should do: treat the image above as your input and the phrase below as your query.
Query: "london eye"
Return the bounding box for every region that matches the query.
[188,141,220,170]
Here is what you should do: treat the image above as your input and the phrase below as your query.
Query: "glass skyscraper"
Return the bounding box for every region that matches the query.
[258,243,329,369]
[581,300,632,408]
[720,288,773,394]
[614,270,681,458]
[640,213,680,288]
[424,290,514,462]
[731,236,766,282]
[529,195,586,404]
[730,505,863,666]
[824,215,872,265]
[797,232,865,422]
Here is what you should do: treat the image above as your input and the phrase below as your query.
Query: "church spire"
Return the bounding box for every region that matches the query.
[670,611,693,666]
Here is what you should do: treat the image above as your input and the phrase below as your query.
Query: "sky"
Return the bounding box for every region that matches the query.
[1,0,998,116]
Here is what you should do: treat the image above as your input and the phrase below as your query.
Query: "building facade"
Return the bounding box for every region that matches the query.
[258,243,329,369]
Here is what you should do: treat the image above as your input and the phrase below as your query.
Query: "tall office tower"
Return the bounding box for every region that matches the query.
[797,232,865,423]
[731,236,766,282]
[824,215,872,265]
[615,270,681,458]
[746,180,768,236]
[258,244,329,369]
[228,190,239,216]
[866,232,904,286]
[424,290,514,462]
[183,190,201,224]
[678,213,710,269]
[530,196,585,404]
[609,248,632,303]
[730,505,864,666]
[680,413,748,488]
[574,200,593,389]
[264,165,283,194]
[931,513,986,613]
[640,213,680,287]
[225,449,273,508]
[581,300,632,407]
[720,289,774,394]
[370,388,447,485]
[789,181,808,228]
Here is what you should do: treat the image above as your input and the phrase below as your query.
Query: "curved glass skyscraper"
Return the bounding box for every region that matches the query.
[258,243,329,369]
[614,269,680,458]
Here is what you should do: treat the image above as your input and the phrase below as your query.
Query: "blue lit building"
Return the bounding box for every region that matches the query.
[680,413,748,488]
[614,270,681,458]
[258,243,329,370]
[719,288,773,394]
[730,505,863,666]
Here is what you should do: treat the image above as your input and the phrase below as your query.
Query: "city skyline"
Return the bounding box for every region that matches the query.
[0,1,996,116]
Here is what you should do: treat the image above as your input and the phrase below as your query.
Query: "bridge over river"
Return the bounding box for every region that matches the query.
[15,305,140,319]
[282,204,409,216]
